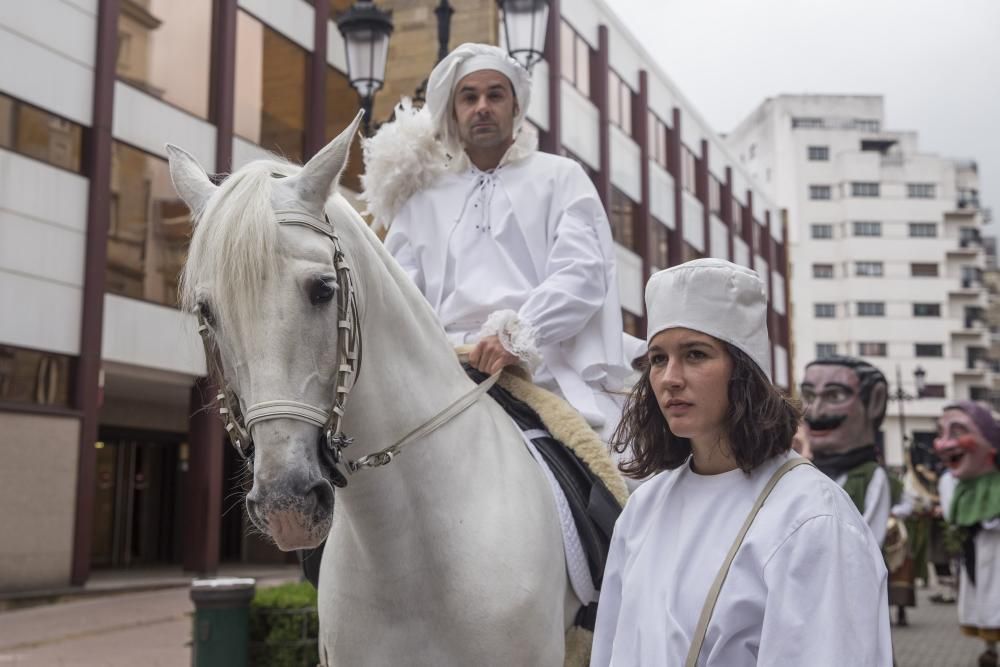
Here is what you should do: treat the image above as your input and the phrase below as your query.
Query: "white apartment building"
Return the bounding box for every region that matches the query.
[727,94,990,466]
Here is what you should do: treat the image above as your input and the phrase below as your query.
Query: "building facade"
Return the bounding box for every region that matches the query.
[727,94,991,466]
[0,0,789,592]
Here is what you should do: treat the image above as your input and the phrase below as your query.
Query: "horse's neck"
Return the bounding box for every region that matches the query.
[334,207,497,522]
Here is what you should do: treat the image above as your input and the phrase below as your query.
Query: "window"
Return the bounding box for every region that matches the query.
[913,303,941,317]
[911,263,939,277]
[0,93,84,172]
[854,119,881,132]
[107,142,192,307]
[622,311,641,337]
[907,183,936,199]
[325,67,363,192]
[607,70,632,135]
[651,220,669,270]
[116,0,213,119]
[649,113,668,168]
[732,198,744,229]
[809,185,832,200]
[560,21,590,97]
[853,221,882,237]
[709,177,723,216]
[813,263,834,279]
[921,384,946,398]
[855,261,884,277]
[851,182,880,197]
[915,344,944,358]
[609,188,636,251]
[816,343,838,358]
[793,117,824,129]
[235,11,307,161]
[909,223,937,238]
[811,224,834,239]
[0,345,74,408]
[960,227,981,247]
[807,146,829,161]
[857,302,885,316]
[814,303,836,318]
[681,146,698,194]
[858,342,887,357]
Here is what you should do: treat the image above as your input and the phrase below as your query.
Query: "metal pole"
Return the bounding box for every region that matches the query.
[434,0,454,64]
[896,365,908,454]
[360,94,373,136]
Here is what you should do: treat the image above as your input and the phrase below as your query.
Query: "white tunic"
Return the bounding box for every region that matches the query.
[939,473,1000,631]
[385,151,626,428]
[834,466,891,546]
[592,451,892,666]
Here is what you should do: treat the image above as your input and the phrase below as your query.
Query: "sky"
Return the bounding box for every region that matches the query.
[608,0,1000,232]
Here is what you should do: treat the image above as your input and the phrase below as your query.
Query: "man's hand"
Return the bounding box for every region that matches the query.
[469,335,519,375]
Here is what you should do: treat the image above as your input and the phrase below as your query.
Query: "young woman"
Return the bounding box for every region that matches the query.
[591,259,892,666]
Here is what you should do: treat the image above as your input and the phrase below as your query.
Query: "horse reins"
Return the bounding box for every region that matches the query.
[195,208,500,488]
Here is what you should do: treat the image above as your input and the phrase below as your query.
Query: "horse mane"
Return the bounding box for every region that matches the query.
[180,158,298,333]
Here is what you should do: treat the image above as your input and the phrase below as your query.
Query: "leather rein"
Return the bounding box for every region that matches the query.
[195,208,499,487]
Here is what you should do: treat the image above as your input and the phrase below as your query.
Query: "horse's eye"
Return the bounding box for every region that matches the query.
[198,300,215,326]
[309,278,336,306]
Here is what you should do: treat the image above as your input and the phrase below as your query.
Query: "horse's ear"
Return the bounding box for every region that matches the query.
[165,143,217,221]
[292,109,364,207]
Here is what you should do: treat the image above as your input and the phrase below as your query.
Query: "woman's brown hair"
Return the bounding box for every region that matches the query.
[612,343,800,478]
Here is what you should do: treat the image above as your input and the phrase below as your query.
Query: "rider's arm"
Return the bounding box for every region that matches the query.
[480,167,609,362]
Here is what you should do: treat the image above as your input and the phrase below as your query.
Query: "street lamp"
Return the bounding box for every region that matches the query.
[498,0,550,71]
[336,0,394,136]
[890,364,927,455]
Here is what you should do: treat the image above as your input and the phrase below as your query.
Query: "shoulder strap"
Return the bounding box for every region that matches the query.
[685,457,812,667]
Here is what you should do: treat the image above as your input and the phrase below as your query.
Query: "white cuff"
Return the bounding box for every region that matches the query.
[479,310,542,371]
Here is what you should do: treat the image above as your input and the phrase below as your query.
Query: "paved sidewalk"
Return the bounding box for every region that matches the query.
[0,566,299,667]
[892,588,986,667]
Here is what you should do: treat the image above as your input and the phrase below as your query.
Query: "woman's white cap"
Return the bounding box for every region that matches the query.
[645,258,772,376]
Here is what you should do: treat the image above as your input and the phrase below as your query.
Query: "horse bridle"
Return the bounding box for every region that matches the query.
[196,208,362,487]
[195,208,501,488]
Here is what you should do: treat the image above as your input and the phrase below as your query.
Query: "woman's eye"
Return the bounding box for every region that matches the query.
[687,350,706,360]
[649,354,666,365]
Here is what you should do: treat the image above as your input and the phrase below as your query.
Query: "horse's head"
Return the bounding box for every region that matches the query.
[167,111,364,551]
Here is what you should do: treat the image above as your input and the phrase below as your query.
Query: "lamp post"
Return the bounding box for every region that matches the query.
[336,0,394,136]
[497,0,550,71]
[890,364,927,456]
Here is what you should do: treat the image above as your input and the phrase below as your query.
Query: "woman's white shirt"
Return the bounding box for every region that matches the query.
[591,451,892,666]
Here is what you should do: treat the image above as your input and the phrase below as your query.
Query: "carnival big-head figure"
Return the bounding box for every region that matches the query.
[933,401,999,480]
[800,356,888,472]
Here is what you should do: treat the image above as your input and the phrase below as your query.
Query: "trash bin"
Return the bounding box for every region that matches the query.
[190,577,256,667]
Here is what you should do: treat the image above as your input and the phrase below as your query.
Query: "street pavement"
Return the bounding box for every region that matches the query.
[893,588,985,667]
[0,577,990,665]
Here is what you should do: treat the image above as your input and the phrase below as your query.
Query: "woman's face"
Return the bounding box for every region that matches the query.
[934,409,997,480]
[647,328,733,445]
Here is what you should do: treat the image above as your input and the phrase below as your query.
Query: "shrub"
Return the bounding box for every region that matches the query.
[249,582,319,667]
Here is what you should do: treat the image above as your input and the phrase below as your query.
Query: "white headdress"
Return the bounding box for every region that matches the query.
[645,258,772,377]
[360,43,535,230]
[425,42,532,157]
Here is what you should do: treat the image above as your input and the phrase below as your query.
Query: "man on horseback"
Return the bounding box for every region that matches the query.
[367,43,628,441]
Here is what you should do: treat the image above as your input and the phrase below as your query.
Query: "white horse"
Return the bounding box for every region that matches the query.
[167,112,583,665]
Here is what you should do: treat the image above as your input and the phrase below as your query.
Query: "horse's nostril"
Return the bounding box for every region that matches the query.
[305,480,334,516]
